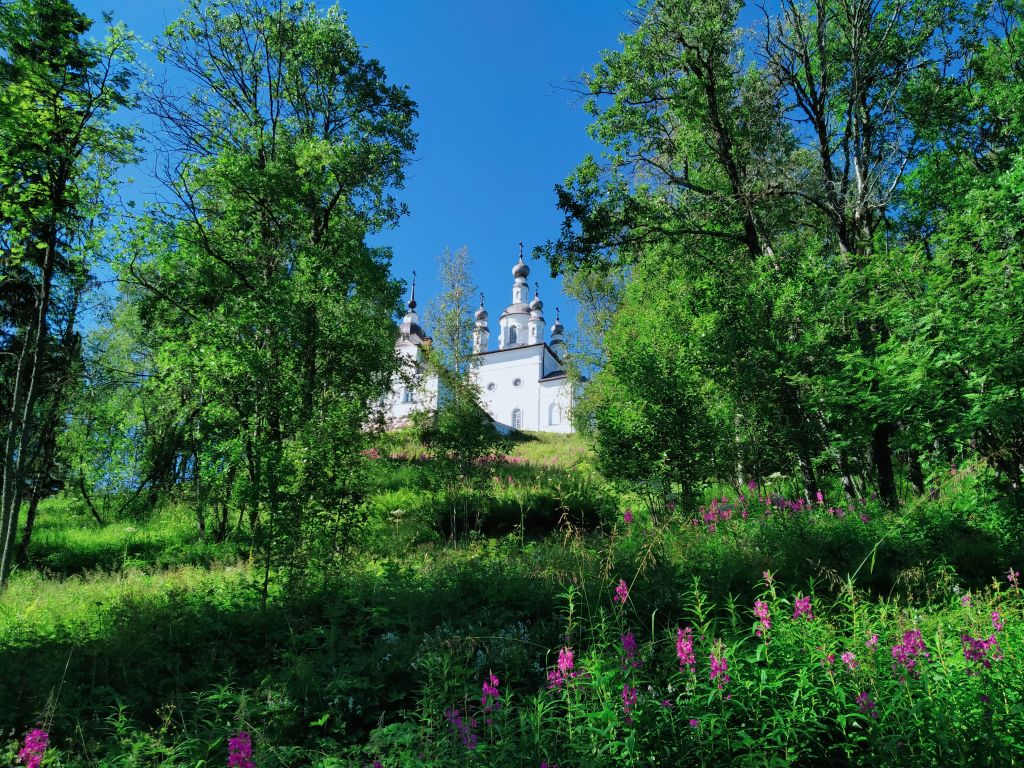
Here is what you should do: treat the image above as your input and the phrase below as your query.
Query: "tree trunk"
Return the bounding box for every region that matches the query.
[872,423,898,508]
[0,236,56,591]
[908,453,925,496]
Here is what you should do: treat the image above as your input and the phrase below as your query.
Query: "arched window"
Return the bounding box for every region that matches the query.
[549,403,560,425]
[511,408,523,430]
[509,325,518,345]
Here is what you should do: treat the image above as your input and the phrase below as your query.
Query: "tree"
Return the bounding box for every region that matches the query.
[418,246,509,537]
[543,0,969,507]
[125,0,416,601]
[0,0,136,589]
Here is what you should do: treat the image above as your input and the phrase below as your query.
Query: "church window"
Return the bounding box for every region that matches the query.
[402,388,413,403]
[509,325,518,345]
[549,403,560,425]
[513,378,523,388]
[487,382,496,391]
[511,408,523,429]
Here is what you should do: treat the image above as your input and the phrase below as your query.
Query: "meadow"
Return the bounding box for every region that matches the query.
[1,432,1022,766]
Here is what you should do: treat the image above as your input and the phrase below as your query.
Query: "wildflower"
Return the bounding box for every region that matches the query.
[228,731,255,768]
[18,728,48,768]
[841,651,858,671]
[866,633,879,651]
[992,611,1004,632]
[891,629,929,675]
[622,683,638,722]
[762,570,774,586]
[623,508,633,525]
[792,595,814,621]
[676,627,696,673]
[621,631,640,668]
[444,707,478,750]
[689,718,700,728]
[1008,568,1020,588]
[613,579,629,605]
[961,593,972,607]
[816,490,825,505]
[372,762,383,768]
[855,691,878,719]
[547,646,577,689]
[859,513,870,524]
[709,651,730,689]
[481,672,501,713]
[962,634,1002,670]
[753,600,771,638]
[660,699,673,708]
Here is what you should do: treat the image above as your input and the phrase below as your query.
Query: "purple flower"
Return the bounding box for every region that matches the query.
[621,631,640,668]
[621,683,638,722]
[18,728,48,768]
[816,490,825,505]
[676,627,696,673]
[623,508,633,524]
[1008,567,1020,587]
[992,611,1004,631]
[481,672,501,712]
[841,651,858,671]
[866,633,879,651]
[855,691,878,719]
[753,600,771,638]
[547,646,577,689]
[792,595,814,621]
[961,593,972,607]
[228,731,254,768]
[444,707,478,750]
[962,634,1002,669]
[613,579,629,605]
[709,651,730,689]
[689,717,699,728]
[891,629,929,675]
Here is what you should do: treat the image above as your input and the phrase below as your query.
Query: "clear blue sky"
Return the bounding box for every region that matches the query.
[76,0,635,338]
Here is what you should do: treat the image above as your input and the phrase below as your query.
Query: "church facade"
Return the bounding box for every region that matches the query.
[382,248,575,433]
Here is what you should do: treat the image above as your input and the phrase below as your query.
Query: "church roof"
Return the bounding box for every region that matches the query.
[500,302,531,317]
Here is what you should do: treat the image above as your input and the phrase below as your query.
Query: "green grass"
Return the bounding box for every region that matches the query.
[2,447,1024,765]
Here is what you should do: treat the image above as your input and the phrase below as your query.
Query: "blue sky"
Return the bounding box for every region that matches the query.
[76,0,634,338]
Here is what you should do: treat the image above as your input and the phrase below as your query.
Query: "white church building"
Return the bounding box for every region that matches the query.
[382,247,575,433]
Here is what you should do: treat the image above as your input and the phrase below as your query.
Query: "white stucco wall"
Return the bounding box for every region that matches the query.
[472,344,574,433]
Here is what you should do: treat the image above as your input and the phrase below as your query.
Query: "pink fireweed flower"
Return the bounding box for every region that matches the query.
[891,628,929,674]
[866,633,879,651]
[962,634,1002,670]
[753,600,771,638]
[841,651,858,671]
[792,595,814,621]
[444,707,479,750]
[859,513,870,524]
[228,731,255,768]
[547,646,578,689]
[18,728,48,768]
[816,490,825,505]
[1008,567,1020,588]
[481,672,501,712]
[621,683,638,722]
[613,579,629,605]
[623,507,633,524]
[621,631,640,668]
[961,593,972,607]
[855,691,878,719]
[676,627,696,673]
[992,611,1004,631]
[689,717,700,728]
[709,651,730,689]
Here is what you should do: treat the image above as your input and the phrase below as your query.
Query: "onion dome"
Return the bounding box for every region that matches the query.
[406,270,417,310]
[530,285,543,312]
[475,294,488,321]
[550,307,565,335]
[513,242,530,278]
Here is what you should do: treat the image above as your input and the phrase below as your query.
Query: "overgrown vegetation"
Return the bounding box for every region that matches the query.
[3,0,1024,764]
